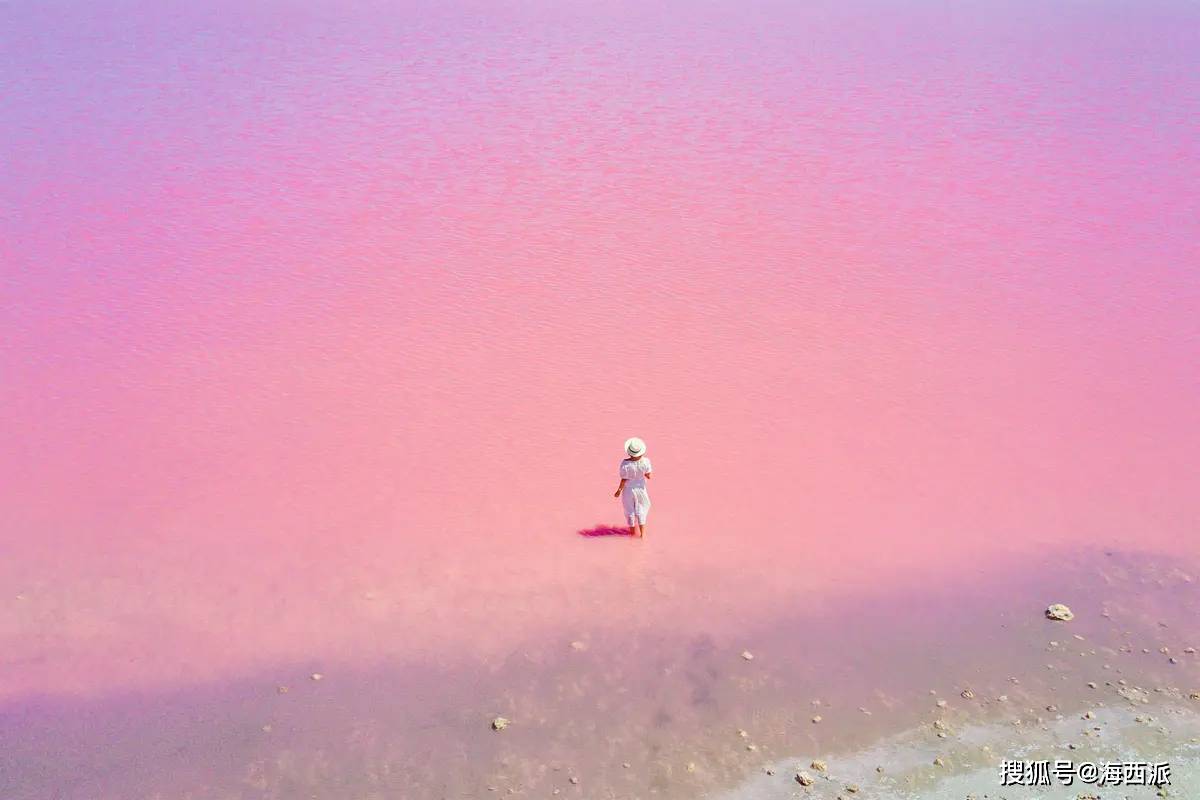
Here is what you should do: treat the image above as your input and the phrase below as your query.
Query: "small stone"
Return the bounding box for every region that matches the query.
[1170,657,1179,664]
[737,729,748,738]
[1185,647,1196,654]
[811,715,822,724]
[569,776,579,784]
[997,695,1009,702]
[933,757,945,767]
[491,716,510,731]
[960,689,975,699]
[1083,711,1095,720]
[276,685,289,694]
[741,650,754,661]
[933,720,948,731]
[1086,682,1097,689]
[1046,604,1075,621]
[764,767,775,775]
[685,763,696,774]
[876,766,884,773]
[622,762,631,768]
[795,771,815,786]
[569,640,587,651]
[811,760,827,772]
[261,724,272,732]
[936,699,948,708]
[1046,704,1059,712]
[845,784,860,794]
[746,744,757,751]
[309,673,323,682]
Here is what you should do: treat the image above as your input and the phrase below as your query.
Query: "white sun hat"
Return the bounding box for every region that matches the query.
[624,437,647,457]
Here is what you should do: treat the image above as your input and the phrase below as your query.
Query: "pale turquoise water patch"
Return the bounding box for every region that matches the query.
[724,702,1200,799]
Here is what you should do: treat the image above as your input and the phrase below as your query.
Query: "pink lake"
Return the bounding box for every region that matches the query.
[2,1,1198,797]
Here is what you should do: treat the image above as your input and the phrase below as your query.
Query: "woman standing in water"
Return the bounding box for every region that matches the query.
[613,437,652,538]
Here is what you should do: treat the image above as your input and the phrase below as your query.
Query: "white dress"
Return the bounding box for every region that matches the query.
[619,457,652,524]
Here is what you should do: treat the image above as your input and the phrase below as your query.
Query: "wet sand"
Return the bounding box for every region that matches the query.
[4,547,1197,799]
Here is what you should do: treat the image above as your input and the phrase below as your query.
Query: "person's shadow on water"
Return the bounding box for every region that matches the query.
[577,524,634,537]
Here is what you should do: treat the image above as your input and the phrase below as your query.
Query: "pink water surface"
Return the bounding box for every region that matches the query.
[2,0,1199,714]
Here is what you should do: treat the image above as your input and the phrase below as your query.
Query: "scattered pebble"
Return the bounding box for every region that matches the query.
[764,767,775,775]
[569,776,579,785]
[960,689,975,699]
[845,784,860,793]
[569,641,587,651]
[737,729,748,739]
[795,771,815,786]
[1087,682,1097,689]
[811,715,823,724]
[933,757,945,767]
[746,744,757,751]
[491,717,510,731]
[1046,604,1074,621]
[936,699,948,709]
[811,759,827,772]
[741,650,754,661]
[685,763,696,774]
[622,762,631,768]
[276,686,289,694]
[309,673,323,682]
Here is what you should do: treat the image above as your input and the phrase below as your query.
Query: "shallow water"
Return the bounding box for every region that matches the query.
[2,1,1199,797]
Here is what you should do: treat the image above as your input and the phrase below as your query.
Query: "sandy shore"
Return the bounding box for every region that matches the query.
[725,700,1199,799]
[2,546,1197,799]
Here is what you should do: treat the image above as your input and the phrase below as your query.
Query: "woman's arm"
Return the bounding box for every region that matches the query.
[613,478,626,497]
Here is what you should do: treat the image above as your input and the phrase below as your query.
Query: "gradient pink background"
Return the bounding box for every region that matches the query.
[2,0,1198,707]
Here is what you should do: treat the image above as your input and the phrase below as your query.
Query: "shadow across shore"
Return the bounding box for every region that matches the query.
[577,524,633,537]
